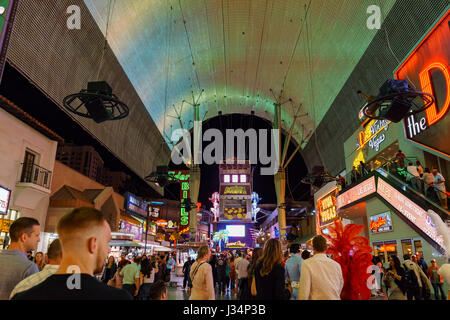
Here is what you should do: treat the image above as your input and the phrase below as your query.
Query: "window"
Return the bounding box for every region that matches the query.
[232,175,238,183]
[414,240,424,259]
[224,175,230,183]
[20,151,36,183]
[401,239,413,257]
[240,174,247,183]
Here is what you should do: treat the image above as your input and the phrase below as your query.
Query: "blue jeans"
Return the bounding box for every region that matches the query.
[432,283,446,300]
[291,288,298,300]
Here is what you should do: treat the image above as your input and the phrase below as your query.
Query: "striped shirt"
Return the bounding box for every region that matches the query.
[9,264,59,299]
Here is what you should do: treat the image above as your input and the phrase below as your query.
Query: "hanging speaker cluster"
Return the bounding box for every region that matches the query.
[63,81,129,123]
[361,79,434,123]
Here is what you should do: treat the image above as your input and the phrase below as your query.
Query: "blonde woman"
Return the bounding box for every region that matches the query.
[189,245,215,300]
[34,252,45,271]
[251,239,291,300]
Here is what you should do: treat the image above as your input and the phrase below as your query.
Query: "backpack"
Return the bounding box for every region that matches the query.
[403,263,419,290]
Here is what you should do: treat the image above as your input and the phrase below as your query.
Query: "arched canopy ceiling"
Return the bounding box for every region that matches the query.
[85,0,396,149]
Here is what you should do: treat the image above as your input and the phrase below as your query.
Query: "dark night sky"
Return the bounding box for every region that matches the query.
[166,113,310,209]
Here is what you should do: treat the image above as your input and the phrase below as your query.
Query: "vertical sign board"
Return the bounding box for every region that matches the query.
[0,0,17,84]
[168,170,190,227]
[395,10,450,158]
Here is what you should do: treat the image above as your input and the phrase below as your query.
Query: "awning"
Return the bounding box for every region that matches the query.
[109,240,143,248]
[153,245,172,252]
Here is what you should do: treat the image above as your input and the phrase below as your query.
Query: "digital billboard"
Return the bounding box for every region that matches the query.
[337,176,376,209]
[369,211,393,233]
[377,178,444,250]
[226,225,246,237]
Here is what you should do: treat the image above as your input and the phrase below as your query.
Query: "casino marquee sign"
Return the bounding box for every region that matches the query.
[395,9,450,159]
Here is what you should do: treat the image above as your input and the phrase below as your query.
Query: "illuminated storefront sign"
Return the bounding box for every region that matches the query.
[357,119,391,152]
[369,212,393,233]
[223,186,247,195]
[317,190,339,226]
[224,207,246,220]
[377,178,444,249]
[395,10,450,158]
[124,192,148,216]
[168,170,190,226]
[337,176,376,209]
[226,241,246,248]
[119,221,142,241]
[0,185,11,215]
[0,218,13,232]
[155,219,168,227]
[148,205,160,218]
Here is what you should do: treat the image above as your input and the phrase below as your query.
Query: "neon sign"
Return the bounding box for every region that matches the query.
[317,190,338,226]
[223,186,247,195]
[168,170,190,226]
[226,241,246,248]
[357,120,390,152]
[395,10,450,158]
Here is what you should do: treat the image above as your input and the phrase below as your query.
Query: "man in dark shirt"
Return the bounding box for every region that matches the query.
[12,207,132,300]
[216,254,227,294]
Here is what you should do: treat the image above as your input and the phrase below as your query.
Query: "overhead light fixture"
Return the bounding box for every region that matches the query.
[63,81,129,123]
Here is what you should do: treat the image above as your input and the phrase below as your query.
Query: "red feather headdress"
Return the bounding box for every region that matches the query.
[323,220,373,300]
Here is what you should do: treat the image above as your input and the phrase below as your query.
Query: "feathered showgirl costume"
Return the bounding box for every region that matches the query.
[427,210,450,285]
[323,220,373,300]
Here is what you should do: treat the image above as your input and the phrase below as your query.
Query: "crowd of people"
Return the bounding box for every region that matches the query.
[0,208,169,300]
[345,150,448,210]
[0,207,448,301]
[371,253,447,300]
[188,236,346,300]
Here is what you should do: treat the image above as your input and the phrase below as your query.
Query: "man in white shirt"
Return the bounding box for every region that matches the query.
[236,254,250,298]
[431,167,447,209]
[234,252,243,293]
[407,162,421,192]
[10,239,62,299]
[298,235,344,300]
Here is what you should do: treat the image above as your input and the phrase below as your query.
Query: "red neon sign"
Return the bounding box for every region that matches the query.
[394,9,450,158]
[419,62,450,125]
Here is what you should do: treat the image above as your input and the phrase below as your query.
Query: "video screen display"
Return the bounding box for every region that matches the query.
[226,225,245,237]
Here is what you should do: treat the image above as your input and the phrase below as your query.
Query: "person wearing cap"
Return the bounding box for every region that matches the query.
[428,259,446,300]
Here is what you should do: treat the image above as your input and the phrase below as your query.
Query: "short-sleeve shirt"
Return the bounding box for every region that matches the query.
[0,249,39,300]
[120,262,140,285]
[433,173,446,192]
[11,274,132,300]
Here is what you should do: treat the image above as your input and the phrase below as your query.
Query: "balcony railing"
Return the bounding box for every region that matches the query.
[19,163,52,189]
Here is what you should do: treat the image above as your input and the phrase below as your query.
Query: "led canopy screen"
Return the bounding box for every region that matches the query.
[226,225,246,237]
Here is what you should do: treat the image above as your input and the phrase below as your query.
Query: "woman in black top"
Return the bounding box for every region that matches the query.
[251,239,291,300]
[101,256,117,283]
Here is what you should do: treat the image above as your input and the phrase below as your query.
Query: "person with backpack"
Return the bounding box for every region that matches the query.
[403,254,427,300]
[384,255,406,300]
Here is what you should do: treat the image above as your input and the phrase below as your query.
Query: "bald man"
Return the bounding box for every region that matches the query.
[12,208,132,300]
